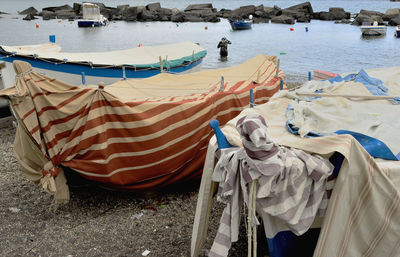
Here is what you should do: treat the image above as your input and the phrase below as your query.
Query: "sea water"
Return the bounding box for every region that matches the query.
[1,0,400,81]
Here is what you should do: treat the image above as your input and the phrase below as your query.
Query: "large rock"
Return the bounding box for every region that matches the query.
[122,6,139,21]
[231,5,256,19]
[351,13,372,25]
[146,3,161,12]
[203,14,220,22]
[285,2,313,15]
[319,11,335,20]
[360,9,384,17]
[388,15,400,25]
[19,7,38,15]
[386,8,400,15]
[171,12,185,22]
[73,3,81,14]
[183,13,203,22]
[271,15,295,24]
[42,4,73,13]
[23,13,37,20]
[55,10,77,19]
[41,10,56,20]
[329,7,350,20]
[184,4,213,12]
[263,6,282,17]
[138,9,158,21]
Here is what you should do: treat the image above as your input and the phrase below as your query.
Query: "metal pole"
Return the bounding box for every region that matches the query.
[250,89,254,108]
[220,76,224,91]
[81,72,86,85]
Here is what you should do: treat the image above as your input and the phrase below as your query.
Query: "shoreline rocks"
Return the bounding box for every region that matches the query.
[10,2,400,26]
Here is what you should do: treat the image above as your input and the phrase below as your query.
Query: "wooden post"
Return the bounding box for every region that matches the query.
[159,56,164,73]
[275,58,280,78]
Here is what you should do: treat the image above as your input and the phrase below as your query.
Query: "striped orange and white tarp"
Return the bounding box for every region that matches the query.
[0,55,284,194]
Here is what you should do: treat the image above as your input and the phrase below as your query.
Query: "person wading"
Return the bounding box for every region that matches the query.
[217,37,231,58]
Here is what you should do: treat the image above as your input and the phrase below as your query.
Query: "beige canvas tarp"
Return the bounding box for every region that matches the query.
[191,66,400,257]
[0,54,284,203]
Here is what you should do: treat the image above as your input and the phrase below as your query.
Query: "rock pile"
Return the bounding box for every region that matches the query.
[15,1,400,26]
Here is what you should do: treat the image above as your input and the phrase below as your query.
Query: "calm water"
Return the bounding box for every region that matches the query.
[1,1,400,81]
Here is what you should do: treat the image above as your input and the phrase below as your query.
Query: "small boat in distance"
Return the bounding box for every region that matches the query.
[395,25,400,38]
[77,3,107,27]
[360,21,387,36]
[230,15,253,30]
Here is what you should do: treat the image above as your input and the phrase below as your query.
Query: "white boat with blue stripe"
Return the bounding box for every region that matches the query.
[0,41,207,87]
[77,3,107,27]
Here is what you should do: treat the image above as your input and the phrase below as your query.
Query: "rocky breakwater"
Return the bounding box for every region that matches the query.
[13,1,400,27]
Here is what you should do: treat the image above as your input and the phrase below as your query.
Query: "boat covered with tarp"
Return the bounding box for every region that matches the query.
[0,41,207,86]
[0,55,285,202]
[192,66,400,257]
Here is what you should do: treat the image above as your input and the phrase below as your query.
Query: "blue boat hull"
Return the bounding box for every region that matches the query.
[78,20,106,27]
[0,53,204,85]
[230,20,252,30]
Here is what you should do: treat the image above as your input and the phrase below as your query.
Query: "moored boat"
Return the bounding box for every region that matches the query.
[395,25,400,38]
[0,41,207,87]
[360,21,387,36]
[230,19,253,30]
[77,3,107,27]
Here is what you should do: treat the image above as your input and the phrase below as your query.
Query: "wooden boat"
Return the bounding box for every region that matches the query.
[77,3,107,27]
[360,21,387,36]
[230,19,253,30]
[0,41,206,87]
[0,55,285,199]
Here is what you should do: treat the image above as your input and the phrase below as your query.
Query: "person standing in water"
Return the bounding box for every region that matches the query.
[217,37,231,58]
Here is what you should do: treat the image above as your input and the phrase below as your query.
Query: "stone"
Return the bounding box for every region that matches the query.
[388,15,400,25]
[146,3,161,12]
[360,9,384,17]
[42,4,73,13]
[319,11,335,20]
[122,6,139,21]
[232,5,256,19]
[184,4,213,12]
[55,10,77,19]
[171,12,185,22]
[23,13,36,20]
[19,7,38,16]
[271,15,295,24]
[285,1,313,15]
[41,10,56,20]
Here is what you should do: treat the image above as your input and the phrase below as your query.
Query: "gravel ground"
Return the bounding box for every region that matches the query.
[0,82,304,257]
[0,121,266,257]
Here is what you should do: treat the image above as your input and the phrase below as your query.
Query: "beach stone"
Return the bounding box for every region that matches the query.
[19,7,38,16]
[271,15,295,24]
[146,3,161,12]
[184,4,213,12]
[41,10,56,20]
